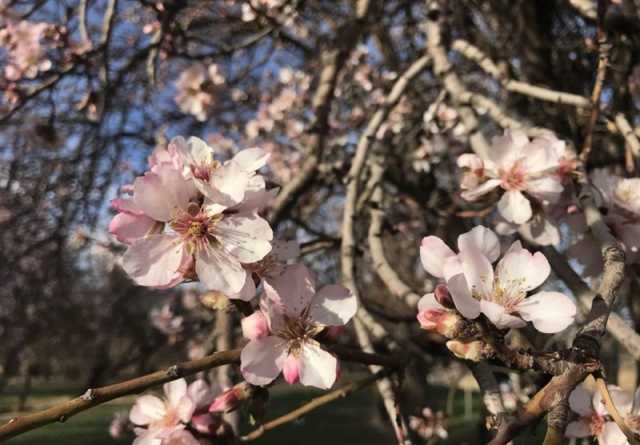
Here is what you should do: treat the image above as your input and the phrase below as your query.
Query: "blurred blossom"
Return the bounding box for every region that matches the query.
[0,20,54,80]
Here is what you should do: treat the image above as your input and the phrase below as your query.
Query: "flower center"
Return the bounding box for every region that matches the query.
[170,204,223,254]
[589,413,605,436]
[500,162,527,191]
[190,159,221,182]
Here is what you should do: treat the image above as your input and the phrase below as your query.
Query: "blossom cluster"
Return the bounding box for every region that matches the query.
[566,383,640,445]
[0,19,55,81]
[110,136,356,390]
[418,225,576,336]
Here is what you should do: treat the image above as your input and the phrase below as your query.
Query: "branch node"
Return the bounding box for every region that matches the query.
[81,388,95,401]
[166,365,180,378]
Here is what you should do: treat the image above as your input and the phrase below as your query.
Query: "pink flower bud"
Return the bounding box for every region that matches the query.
[417,309,463,338]
[241,311,269,340]
[434,284,454,308]
[282,354,301,385]
[209,382,252,414]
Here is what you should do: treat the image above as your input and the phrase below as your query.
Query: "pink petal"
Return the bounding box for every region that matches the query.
[187,380,214,409]
[241,311,270,341]
[204,161,250,210]
[162,429,200,445]
[298,341,338,389]
[480,300,526,329]
[111,198,142,214]
[459,248,494,299]
[195,247,247,294]
[129,395,166,426]
[497,190,532,224]
[420,236,456,278]
[176,396,195,424]
[240,336,288,386]
[564,420,591,438]
[213,213,273,264]
[109,212,156,245]
[229,273,257,301]
[263,264,316,318]
[309,284,357,326]
[445,273,481,319]
[282,354,301,384]
[122,235,185,287]
[133,165,196,222]
[517,291,576,333]
[457,225,500,262]
[569,385,595,417]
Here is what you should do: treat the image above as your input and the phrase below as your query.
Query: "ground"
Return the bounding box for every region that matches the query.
[0,380,546,444]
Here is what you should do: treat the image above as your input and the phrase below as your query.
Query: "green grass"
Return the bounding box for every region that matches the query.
[1,382,546,444]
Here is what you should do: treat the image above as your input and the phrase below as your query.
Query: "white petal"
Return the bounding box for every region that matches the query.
[488,130,529,168]
[299,342,338,389]
[460,178,501,201]
[457,225,500,262]
[569,385,594,417]
[263,264,316,317]
[229,273,257,301]
[240,336,288,386]
[122,235,185,287]
[495,248,550,291]
[204,161,250,208]
[420,236,456,278]
[195,246,247,294]
[309,285,357,326]
[598,421,628,445]
[518,215,561,247]
[526,176,563,203]
[497,190,532,224]
[446,273,481,319]
[564,420,591,438]
[517,292,576,333]
[186,136,214,166]
[214,213,273,263]
[417,293,445,312]
[232,148,270,172]
[187,380,214,409]
[459,248,494,299]
[129,395,166,426]
[163,379,188,407]
[480,300,527,329]
[594,385,634,417]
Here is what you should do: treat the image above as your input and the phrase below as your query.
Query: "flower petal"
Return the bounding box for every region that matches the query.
[459,248,494,299]
[240,336,288,386]
[598,421,628,445]
[446,273,481,319]
[417,293,445,312]
[564,420,591,438]
[497,190,532,224]
[480,300,526,329]
[457,225,500,262]
[195,247,247,294]
[495,248,550,291]
[109,212,156,245]
[420,236,456,278]
[298,342,338,389]
[203,161,250,210]
[263,264,316,318]
[133,165,196,222]
[164,379,188,407]
[232,147,270,172]
[129,395,166,426]
[241,311,270,341]
[460,178,501,201]
[122,235,185,287]
[309,284,357,326]
[569,385,594,417]
[213,213,273,263]
[517,291,576,333]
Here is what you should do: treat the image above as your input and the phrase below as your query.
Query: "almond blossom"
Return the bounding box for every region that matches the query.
[175,64,225,121]
[0,20,53,81]
[458,130,565,224]
[240,264,357,389]
[566,383,635,445]
[420,226,576,332]
[129,379,196,445]
[111,137,274,295]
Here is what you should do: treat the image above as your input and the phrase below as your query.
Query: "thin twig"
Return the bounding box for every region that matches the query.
[595,374,640,445]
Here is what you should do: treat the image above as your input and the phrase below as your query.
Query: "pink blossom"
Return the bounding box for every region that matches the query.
[409,407,448,440]
[115,142,274,294]
[0,20,53,80]
[416,292,463,338]
[420,226,576,332]
[458,130,565,224]
[240,264,357,389]
[175,64,225,121]
[129,379,196,443]
[231,239,299,301]
[209,381,251,413]
[566,384,635,445]
[108,198,158,245]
